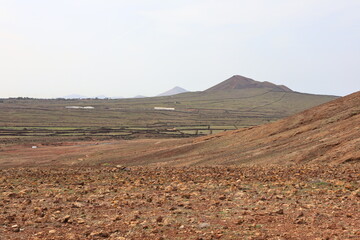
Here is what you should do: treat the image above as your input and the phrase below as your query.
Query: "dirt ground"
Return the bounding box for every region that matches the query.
[1,165,359,240]
[0,92,358,240]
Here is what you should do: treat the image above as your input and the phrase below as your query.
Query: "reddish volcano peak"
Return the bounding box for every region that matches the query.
[205,75,293,92]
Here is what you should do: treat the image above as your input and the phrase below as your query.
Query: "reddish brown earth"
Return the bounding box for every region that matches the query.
[1,165,359,240]
[0,92,359,239]
[148,90,360,166]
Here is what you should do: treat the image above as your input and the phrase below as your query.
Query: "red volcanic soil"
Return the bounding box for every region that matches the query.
[0,139,185,168]
[0,92,359,240]
[171,90,360,166]
[1,166,359,239]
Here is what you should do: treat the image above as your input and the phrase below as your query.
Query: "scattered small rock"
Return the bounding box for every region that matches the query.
[219,195,226,200]
[182,193,191,199]
[156,216,163,223]
[236,218,245,225]
[61,215,71,223]
[23,199,32,205]
[198,222,210,229]
[274,209,284,215]
[4,192,17,198]
[76,218,85,224]
[90,231,110,238]
[116,165,130,171]
[294,218,307,224]
[72,202,85,208]
[12,224,20,232]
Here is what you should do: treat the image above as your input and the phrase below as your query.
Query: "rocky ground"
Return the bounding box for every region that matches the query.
[1,164,359,240]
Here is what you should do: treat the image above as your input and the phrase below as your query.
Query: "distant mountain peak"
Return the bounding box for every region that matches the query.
[133,95,147,98]
[157,86,188,96]
[205,75,293,92]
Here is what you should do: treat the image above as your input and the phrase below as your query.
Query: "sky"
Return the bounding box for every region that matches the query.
[0,0,359,98]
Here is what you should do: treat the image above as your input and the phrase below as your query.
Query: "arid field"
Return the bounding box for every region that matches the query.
[1,1,359,239]
[0,88,359,240]
[1,165,359,240]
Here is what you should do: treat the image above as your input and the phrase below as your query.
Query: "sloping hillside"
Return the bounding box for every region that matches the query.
[122,91,360,166]
[0,92,357,168]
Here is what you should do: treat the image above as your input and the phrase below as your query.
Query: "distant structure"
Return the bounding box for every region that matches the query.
[65,106,94,109]
[154,107,175,111]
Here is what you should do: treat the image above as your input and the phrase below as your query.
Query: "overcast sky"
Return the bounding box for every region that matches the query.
[0,1,359,98]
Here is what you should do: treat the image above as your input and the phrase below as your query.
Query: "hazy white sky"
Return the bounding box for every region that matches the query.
[0,0,359,98]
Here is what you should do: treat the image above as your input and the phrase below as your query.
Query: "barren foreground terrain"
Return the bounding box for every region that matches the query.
[0,92,358,240]
[1,165,359,240]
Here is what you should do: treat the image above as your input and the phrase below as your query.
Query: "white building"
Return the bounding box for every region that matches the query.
[154,107,175,111]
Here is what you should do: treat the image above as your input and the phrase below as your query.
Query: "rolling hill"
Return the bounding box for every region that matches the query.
[205,75,293,92]
[0,78,337,128]
[1,91,357,168]
[118,90,359,166]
